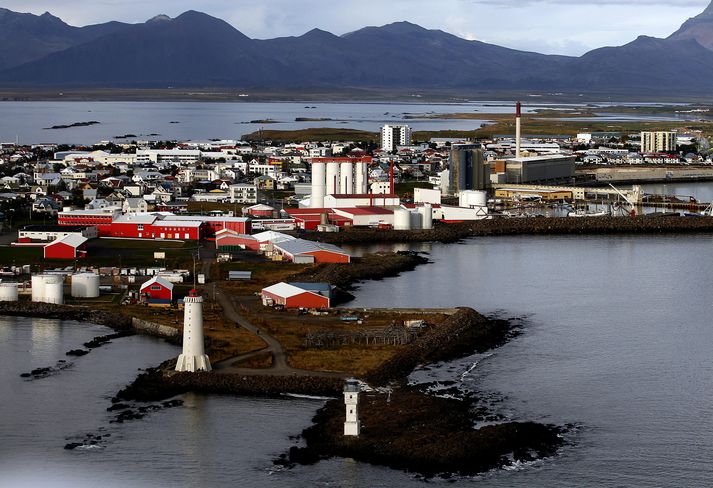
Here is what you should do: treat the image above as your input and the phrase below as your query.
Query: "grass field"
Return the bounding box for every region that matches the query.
[0,238,199,269]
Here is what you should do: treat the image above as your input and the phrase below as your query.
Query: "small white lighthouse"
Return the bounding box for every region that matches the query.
[175,289,211,372]
[343,379,361,436]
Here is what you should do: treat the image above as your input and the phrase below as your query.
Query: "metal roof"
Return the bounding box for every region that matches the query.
[252,231,295,244]
[47,234,88,248]
[262,282,324,299]
[113,214,158,225]
[140,275,174,290]
[273,238,349,257]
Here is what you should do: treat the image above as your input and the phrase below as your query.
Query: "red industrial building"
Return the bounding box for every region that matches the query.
[58,209,120,237]
[215,229,260,251]
[244,204,275,218]
[109,214,203,240]
[140,276,174,304]
[162,216,251,238]
[273,238,351,264]
[43,234,88,260]
[58,211,250,241]
[285,208,353,231]
[260,282,330,309]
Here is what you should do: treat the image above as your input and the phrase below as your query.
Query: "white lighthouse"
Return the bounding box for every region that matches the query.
[343,379,361,436]
[175,289,211,372]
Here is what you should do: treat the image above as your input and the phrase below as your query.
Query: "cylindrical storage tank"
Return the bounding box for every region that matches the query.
[355,163,365,196]
[0,282,19,302]
[311,162,326,208]
[71,273,100,298]
[31,275,45,302]
[340,162,354,194]
[420,204,433,230]
[361,163,369,193]
[43,275,64,305]
[393,208,411,230]
[459,190,488,208]
[326,163,340,196]
[410,211,423,230]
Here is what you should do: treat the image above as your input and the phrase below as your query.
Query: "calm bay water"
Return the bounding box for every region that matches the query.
[4,234,713,487]
[0,101,505,145]
[0,100,680,145]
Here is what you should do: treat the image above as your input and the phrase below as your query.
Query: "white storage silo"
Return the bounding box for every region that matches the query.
[71,273,100,298]
[340,161,354,194]
[43,275,64,305]
[311,162,326,208]
[409,211,423,230]
[355,163,366,195]
[0,282,19,302]
[326,163,340,196]
[420,204,434,230]
[393,208,411,230]
[31,275,45,303]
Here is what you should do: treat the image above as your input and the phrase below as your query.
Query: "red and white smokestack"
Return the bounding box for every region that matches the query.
[389,159,395,195]
[515,101,522,158]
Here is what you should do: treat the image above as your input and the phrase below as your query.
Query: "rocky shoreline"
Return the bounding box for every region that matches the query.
[302,216,713,245]
[109,306,563,478]
[277,309,566,477]
[287,389,563,478]
[289,251,429,303]
[0,302,132,330]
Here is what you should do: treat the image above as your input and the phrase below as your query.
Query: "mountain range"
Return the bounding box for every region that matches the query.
[1,3,712,94]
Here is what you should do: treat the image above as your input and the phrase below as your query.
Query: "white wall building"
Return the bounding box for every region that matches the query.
[381,125,412,152]
[641,131,677,153]
[136,150,201,165]
[229,183,258,204]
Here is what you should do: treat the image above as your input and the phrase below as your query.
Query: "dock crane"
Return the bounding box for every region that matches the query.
[608,184,638,217]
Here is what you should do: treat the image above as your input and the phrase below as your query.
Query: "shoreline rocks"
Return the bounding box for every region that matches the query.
[301,216,713,245]
[289,388,564,477]
[0,302,132,331]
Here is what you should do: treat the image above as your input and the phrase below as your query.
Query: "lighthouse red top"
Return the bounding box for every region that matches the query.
[188,289,199,297]
[516,101,522,117]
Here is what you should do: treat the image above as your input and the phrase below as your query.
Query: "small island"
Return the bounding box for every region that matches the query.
[44,120,100,129]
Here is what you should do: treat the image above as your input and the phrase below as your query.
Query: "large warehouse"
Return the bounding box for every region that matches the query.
[273,239,351,264]
[43,234,88,259]
[494,155,575,184]
[261,282,331,309]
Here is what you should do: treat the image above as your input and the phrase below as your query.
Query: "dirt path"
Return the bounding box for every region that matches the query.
[212,288,345,379]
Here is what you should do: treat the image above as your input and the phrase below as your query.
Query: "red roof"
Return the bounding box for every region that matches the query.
[336,207,394,215]
[310,157,372,164]
[286,208,332,216]
[330,193,398,199]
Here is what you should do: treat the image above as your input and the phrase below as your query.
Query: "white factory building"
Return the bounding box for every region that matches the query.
[309,157,373,208]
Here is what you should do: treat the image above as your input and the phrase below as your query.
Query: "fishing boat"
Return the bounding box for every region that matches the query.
[568,209,610,218]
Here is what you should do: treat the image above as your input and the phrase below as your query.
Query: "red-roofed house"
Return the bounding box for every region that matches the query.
[140,276,174,303]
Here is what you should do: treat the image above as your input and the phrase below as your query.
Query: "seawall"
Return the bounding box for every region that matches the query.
[302,216,713,244]
[131,318,179,339]
[0,301,132,330]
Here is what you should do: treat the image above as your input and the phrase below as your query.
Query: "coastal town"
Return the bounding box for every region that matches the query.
[4,0,713,484]
[2,102,713,474]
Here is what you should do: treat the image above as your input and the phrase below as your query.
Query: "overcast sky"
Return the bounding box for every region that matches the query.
[2,0,710,55]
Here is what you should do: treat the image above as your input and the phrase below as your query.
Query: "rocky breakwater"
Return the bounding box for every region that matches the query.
[283,308,565,477]
[301,216,713,244]
[0,301,131,330]
[113,360,344,404]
